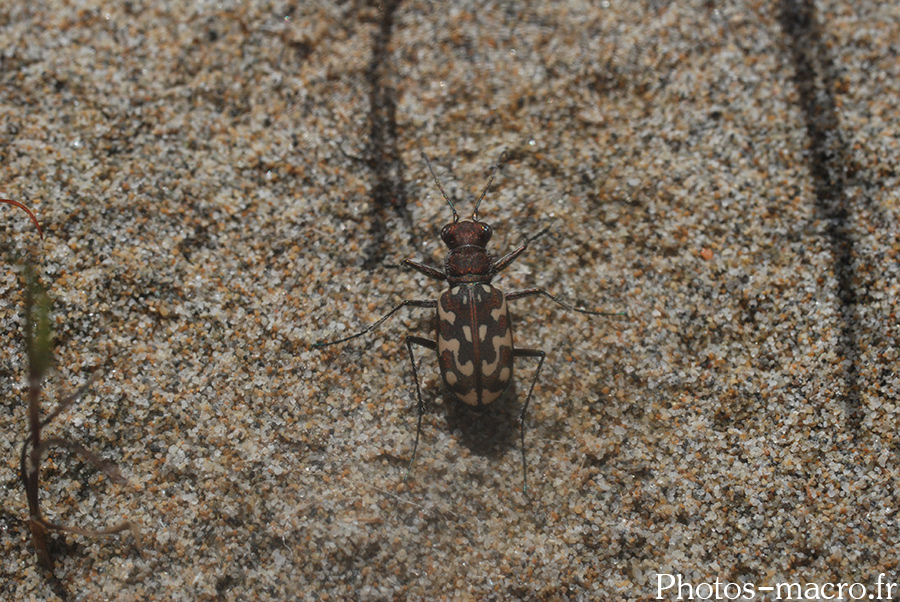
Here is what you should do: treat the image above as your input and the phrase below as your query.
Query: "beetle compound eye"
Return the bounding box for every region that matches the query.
[481,223,492,243]
[441,224,455,246]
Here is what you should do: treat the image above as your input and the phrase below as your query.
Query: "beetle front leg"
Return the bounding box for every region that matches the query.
[506,287,625,317]
[314,299,437,347]
[491,226,551,274]
[405,335,437,482]
[514,347,546,498]
[402,258,445,281]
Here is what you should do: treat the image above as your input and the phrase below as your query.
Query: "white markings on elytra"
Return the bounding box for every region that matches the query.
[490,293,508,328]
[480,290,511,378]
[480,387,504,405]
[438,301,456,325]
[439,335,474,376]
[459,388,480,406]
[481,334,511,377]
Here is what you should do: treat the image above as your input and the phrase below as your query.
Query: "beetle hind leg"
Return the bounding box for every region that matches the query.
[404,336,437,483]
[513,347,546,498]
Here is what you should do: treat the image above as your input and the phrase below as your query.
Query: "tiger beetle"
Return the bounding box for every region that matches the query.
[315,151,622,493]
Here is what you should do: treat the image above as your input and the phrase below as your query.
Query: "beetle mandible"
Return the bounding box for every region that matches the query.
[315,151,620,492]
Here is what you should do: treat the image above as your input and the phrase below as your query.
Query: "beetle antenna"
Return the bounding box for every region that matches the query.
[472,150,507,222]
[421,151,459,223]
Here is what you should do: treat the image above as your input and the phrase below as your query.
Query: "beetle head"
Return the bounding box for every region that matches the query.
[421,150,507,250]
[441,219,492,249]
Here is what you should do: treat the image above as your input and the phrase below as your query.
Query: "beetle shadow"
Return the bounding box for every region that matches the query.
[438,382,523,462]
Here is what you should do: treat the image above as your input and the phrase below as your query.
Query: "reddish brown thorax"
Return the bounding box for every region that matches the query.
[442,219,494,284]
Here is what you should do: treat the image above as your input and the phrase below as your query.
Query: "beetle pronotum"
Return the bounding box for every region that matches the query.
[316,151,621,492]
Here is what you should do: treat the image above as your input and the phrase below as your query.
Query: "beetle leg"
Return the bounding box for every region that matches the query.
[402,258,445,281]
[491,246,526,274]
[506,287,625,317]
[314,299,437,347]
[405,335,437,482]
[513,347,546,497]
[491,226,551,274]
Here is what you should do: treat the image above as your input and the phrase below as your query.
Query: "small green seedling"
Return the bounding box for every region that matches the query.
[19,263,140,569]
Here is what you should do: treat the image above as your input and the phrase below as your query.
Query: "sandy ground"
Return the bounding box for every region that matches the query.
[1,1,898,600]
